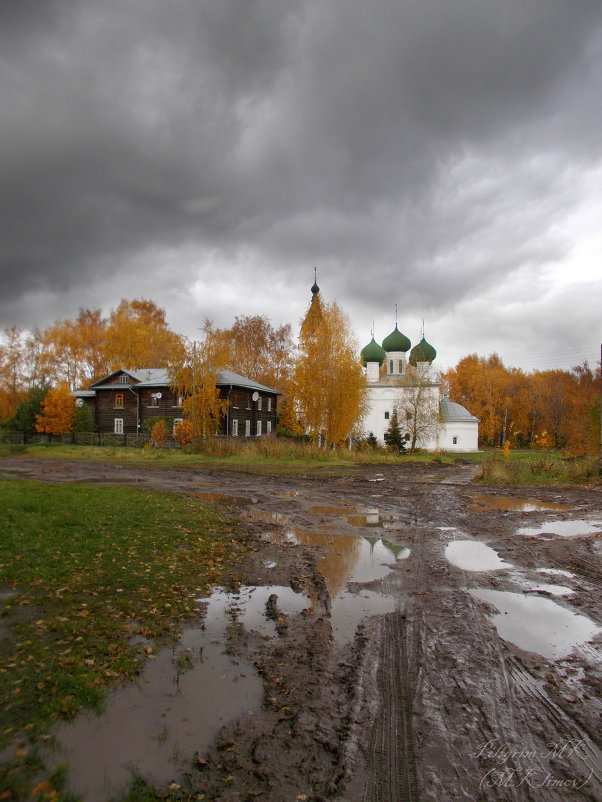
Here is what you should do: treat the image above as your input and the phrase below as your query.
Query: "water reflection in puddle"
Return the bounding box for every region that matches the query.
[245,509,404,646]
[246,509,291,527]
[507,572,574,597]
[198,585,311,639]
[469,588,601,659]
[292,530,409,595]
[308,504,405,530]
[54,616,263,801]
[537,567,575,579]
[193,491,257,506]
[516,519,602,538]
[288,529,403,644]
[471,493,570,512]
[445,540,512,571]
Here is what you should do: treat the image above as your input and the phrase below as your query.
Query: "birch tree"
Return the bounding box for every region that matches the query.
[168,322,229,440]
[293,297,366,446]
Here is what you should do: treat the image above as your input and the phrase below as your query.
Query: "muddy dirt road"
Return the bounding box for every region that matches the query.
[2,457,601,801]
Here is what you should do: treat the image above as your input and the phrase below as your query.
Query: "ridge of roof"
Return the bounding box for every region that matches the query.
[89,367,281,394]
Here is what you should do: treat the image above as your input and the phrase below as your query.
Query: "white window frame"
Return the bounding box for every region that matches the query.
[257,396,262,410]
[232,419,239,437]
[256,420,262,436]
[267,398,272,412]
[114,418,124,434]
[173,418,183,434]
[266,421,272,435]
[245,420,251,437]
[119,374,129,384]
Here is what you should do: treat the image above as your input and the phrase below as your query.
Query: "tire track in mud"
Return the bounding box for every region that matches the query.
[362,612,419,802]
[508,656,602,798]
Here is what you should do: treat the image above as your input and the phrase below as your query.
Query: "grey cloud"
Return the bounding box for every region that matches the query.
[0,0,601,364]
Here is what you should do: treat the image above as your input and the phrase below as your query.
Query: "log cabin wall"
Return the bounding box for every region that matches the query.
[138,387,183,430]
[223,387,278,437]
[82,371,278,436]
[94,387,138,433]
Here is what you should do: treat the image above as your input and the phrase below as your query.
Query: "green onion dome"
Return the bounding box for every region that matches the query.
[409,337,437,365]
[382,325,411,353]
[311,279,320,295]
[361,337,386,365]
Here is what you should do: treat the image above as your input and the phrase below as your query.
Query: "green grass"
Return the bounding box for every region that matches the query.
[0,480,251,800]
[476,451,601,485]
[0,440,483,477]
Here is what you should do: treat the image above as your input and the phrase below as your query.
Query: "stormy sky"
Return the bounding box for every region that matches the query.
[1,0,601,371]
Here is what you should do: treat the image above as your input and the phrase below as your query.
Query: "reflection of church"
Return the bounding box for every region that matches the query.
[360,318,479,453]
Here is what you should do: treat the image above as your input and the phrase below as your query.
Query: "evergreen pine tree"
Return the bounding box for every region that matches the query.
[8,384,49,434]
[383,408,406,453]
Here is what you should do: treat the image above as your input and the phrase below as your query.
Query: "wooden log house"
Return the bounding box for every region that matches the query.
[76,368,281,437]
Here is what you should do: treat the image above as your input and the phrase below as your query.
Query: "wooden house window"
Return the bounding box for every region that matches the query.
[114,418,124,434]
[245,420,251,437]
[119,375,129,384]
[266,421,272,434]
[232,419,239,437]
[114,393,124,409]
[257,397,262,410]
[173,418,183,434]
[256,421,262,436]
[267,398,272,412]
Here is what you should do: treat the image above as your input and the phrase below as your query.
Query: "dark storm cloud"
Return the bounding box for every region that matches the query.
[1,0,601,341]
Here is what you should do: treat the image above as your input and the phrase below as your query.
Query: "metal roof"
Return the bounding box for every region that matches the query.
[216,369,281,394]
[440,396,479,422]
[89,368,281,394]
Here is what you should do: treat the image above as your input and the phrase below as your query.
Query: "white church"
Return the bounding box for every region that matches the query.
[359,322,479,453]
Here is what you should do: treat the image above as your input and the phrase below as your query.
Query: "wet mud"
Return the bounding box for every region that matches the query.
[1,457,601,801]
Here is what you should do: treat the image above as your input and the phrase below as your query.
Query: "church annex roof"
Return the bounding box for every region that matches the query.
[440,397,480,422]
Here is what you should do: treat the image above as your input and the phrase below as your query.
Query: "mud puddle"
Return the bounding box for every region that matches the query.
[537,567,575,578]
[309,504,407,530]
[445,539,513,571]
[192,491,258,506]
[516,518,602,538]
[245,508,405,646]
[471,493,570,512]
[469,588,601,659]
[296,530,403,646]
[197,584,312,639]
[506,571,574,596]
[53,613,263,800]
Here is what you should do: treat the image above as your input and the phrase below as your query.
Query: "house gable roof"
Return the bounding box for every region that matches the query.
[88,368,281,394]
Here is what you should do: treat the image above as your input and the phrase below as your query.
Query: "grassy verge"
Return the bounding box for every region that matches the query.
[476,451,601,486]
[0,441,482,477]
[0,480,251,800]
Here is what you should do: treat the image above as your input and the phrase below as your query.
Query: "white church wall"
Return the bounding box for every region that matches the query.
[438,421,479,452]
